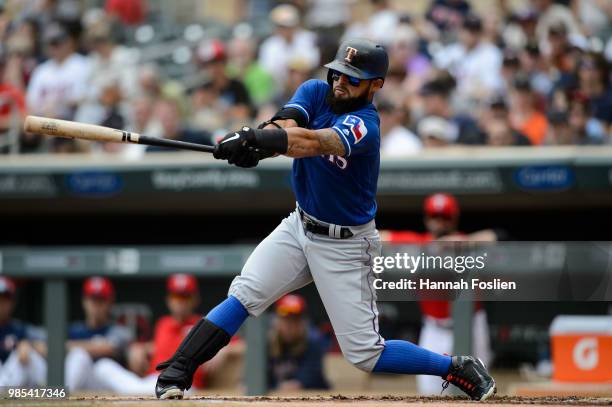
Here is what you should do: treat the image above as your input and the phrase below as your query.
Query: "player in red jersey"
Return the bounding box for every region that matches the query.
[91,274,243,395]
[382,193,500,394]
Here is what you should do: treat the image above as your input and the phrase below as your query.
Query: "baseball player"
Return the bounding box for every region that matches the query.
[268,294,329,391]
[0,276,132,390]
[383,193,495,395]
[91,273,243,394]
[63,277,133,391]
[155,39,496,401]
[0,277,46,387]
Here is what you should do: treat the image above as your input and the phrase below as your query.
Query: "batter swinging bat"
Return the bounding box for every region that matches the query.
[23,115,216,153]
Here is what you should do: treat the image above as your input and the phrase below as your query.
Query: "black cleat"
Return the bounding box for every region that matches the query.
[155,382,184,400]
[442,356,496,401]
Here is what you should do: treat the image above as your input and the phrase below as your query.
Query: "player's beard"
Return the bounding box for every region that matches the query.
[326,87,370,114]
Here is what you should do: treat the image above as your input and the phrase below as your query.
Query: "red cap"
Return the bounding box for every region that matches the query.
[424,193,460,218]
[167,274,198,296]
[0,277,16,296]
[83,277,114,300]
[276,294,306,317]
[196,39,226,63]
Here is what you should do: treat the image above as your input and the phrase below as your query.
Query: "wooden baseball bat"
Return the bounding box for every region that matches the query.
[23,115,216,153]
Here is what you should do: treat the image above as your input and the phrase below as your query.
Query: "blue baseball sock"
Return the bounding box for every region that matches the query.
[205,295,249,336]
[373,340,452,376]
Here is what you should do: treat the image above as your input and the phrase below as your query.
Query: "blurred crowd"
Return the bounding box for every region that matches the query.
[0,0,611,156]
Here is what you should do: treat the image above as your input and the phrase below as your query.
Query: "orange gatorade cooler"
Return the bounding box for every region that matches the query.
[550,316,612,382]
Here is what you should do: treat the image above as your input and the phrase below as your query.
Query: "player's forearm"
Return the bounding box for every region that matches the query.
[260,120,298,160]
[241,125,345,158]
[285,128,346,158]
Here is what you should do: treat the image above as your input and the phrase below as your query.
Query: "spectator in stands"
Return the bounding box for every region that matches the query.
[388,25,432,97]
[98,79,125,131]
[546,105,605,146]
[146,97,212,152]
[121,95,159,159]
[500,51,521,94]
[190,82,226,137]
[418,76,483,144]
[418,115,456,148]
[378,100,422,156]
[381,193,497,395]
[546,110,574,145]
[273,57,313,108]
[509,76,549,145]
[137,64,162,100]
[480,96,531,146]
[194,39,252,129]
[519,43,553,97]
[77,76,130,155]
[227,29,275,107]
[433,14,503,105]
[377,66,409,109]
[342,0,400,46]
[485,118,530,146]
[305,0,350,64]
[567,95,607,144]
[425,0,472,39]
[533,0,581,55]
[83,17,138,104]
[16,0,81,33]
[0,50,27,132]
[544,23,576,90]
[3,17,42,90]
[0,277,46,387]
[366,0,401,45]
[92,274,244,394]
[573,0,612,39]
[26,21,90,121]
[268,294,329,391]
[575,53,612,128]
[258,4,319,87]
[129,95,156,135]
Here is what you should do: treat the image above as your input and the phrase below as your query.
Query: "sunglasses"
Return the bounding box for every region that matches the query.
[331,70,362,87]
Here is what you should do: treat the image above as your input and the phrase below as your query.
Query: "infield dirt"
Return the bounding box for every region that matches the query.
[6,395,610,407]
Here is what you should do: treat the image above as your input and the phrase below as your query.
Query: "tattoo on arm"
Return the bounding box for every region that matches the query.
[316,128,346,156]
[285,127,346,158]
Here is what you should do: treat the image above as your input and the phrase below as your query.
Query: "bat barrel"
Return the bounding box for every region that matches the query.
[24,115,140,144]
[23,115,216,154]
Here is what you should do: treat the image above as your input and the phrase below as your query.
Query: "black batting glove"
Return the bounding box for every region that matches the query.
[213,127,256,160]
[229,149,261,168]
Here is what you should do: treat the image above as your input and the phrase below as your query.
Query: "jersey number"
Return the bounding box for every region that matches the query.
[326,155,347,170]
